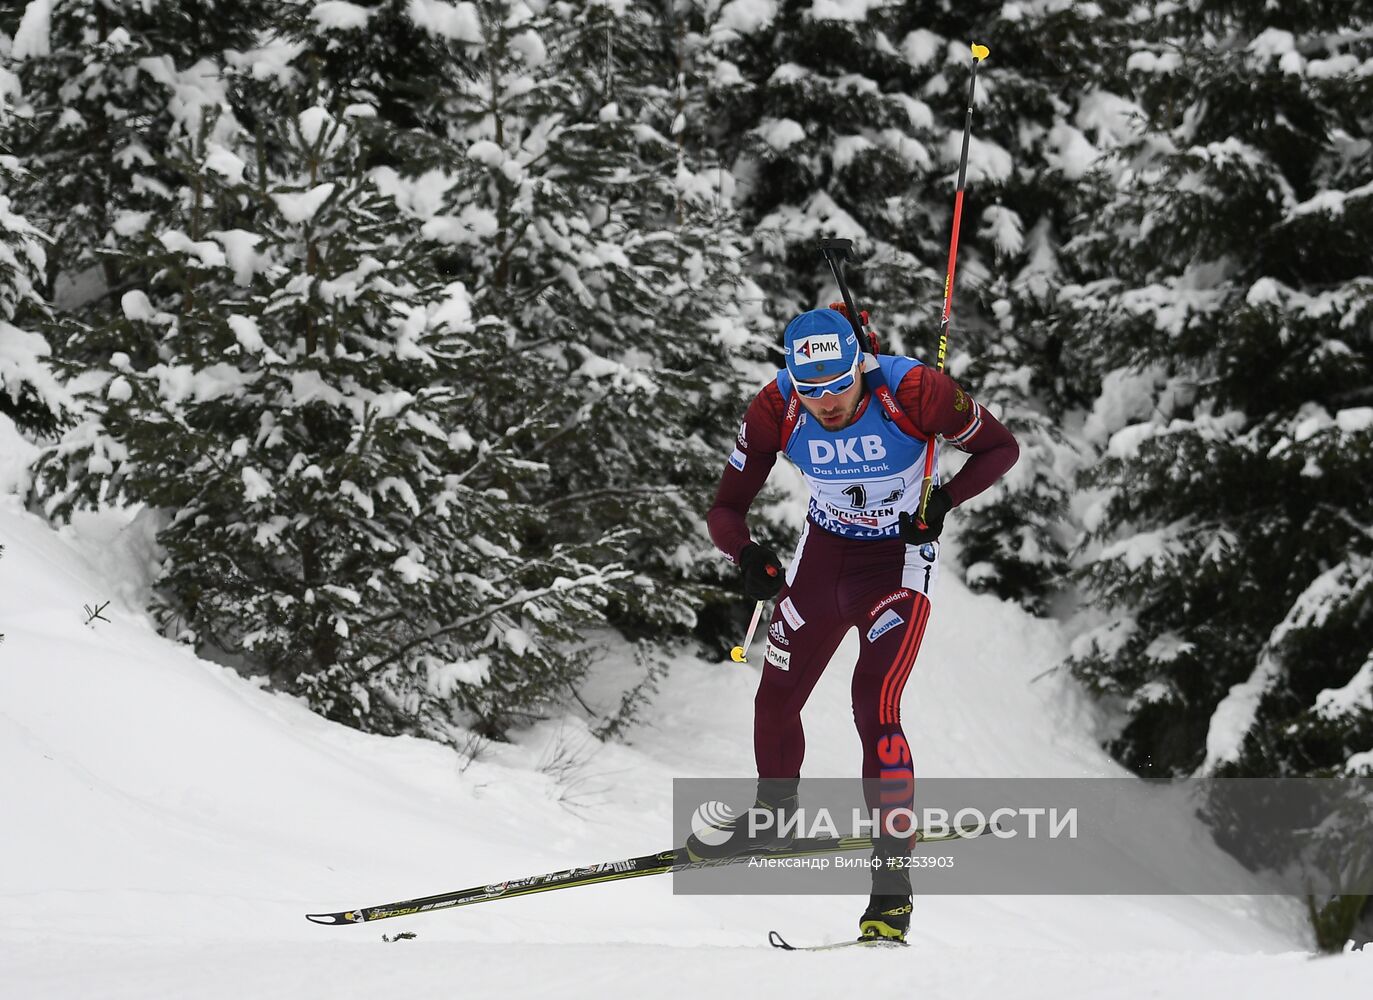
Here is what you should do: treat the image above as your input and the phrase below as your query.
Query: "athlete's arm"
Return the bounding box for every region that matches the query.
[895,366,1019,506]
[706,383,785,562]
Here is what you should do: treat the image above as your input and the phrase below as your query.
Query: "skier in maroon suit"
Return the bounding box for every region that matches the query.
[687,306,1019,942]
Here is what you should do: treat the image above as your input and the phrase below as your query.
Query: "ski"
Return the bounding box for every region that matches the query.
[768,930,907,952]
[306,835,870,926]
[306,821,996,926]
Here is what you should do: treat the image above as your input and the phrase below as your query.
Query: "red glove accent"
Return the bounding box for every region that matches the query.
[827,302,879,355]
[826,301,869,327]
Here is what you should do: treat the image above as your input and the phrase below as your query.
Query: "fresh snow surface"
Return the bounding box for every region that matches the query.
[1,424,1369,997]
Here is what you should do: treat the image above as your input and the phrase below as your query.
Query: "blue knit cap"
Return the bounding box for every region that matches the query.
[783,308,861,382]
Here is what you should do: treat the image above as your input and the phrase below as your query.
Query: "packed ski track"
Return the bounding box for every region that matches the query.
[1,430,1370,997]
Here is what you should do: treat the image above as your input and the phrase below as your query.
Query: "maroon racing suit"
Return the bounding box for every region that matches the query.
[708,362,1019,830]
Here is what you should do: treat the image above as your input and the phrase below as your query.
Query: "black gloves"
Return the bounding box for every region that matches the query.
[897,488,954,545]
[739,542,784,601]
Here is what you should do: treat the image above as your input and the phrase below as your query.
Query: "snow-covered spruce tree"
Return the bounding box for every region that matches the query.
[703,1,941,340]
[1204,13,1373,942]
[1,24,67,439]
[234,102,632,733]
[876,3,1141,613]
[1060,17,1373,945]
[380,0,775,660]
[28,75,262,517]
[0,150,66,437]
[33,80,631,739]
[0,0,267,329]
[542,1,780,643]
[613,1,800,646]
[1063,6,1373,780]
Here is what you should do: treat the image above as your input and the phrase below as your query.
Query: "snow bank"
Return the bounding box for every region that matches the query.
[0,465,1337,995]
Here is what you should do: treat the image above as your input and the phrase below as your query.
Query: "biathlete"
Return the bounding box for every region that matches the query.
[686,306,1019,942]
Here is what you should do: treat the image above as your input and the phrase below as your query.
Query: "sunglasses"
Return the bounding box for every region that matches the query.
[794,357,861,399]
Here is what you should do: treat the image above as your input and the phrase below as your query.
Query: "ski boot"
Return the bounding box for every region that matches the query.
[684,777,799,862]
[858,894,912,943]
[859,835,912,943]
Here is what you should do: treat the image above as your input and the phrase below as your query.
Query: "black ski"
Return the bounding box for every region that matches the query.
[306,835,869,926]
[306,822,994,926]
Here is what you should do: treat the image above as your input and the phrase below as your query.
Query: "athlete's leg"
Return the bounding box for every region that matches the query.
[753,524,850,780]
[844,539,939,923]
[846,541,939,826]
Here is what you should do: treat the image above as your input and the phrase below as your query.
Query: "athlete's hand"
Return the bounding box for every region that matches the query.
[738,543,784,601]
[898,488,953,545]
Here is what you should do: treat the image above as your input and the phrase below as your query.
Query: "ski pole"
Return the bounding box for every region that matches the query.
[917,42,988,524]
[729,563,779,663]
[729,599,768,662]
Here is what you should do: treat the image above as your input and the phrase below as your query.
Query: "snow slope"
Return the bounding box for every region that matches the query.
[1,420,1370,997]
